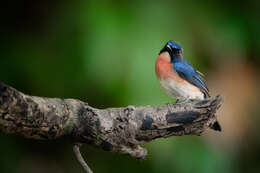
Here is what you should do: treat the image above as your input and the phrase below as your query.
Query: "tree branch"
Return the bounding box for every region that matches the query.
[0,81,222,160]
[73,143,93,173]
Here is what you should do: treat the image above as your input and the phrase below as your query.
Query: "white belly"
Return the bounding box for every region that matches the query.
[159,79,204,100]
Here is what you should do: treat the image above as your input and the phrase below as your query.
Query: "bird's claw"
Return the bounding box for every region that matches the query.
[175,98,189,104]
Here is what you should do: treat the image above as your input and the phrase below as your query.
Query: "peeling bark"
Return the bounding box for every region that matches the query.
[0,81,222,159]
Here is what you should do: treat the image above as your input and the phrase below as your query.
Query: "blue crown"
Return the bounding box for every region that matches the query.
[167,41,182,50]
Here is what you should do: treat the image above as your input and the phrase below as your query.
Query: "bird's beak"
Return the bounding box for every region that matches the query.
[166,45,172,51]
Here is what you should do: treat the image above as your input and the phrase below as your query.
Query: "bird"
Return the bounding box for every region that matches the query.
[155,41,221,131]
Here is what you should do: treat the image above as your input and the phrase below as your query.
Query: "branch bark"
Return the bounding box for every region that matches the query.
[0,81,222,160]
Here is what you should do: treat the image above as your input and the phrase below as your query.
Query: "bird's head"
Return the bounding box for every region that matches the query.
[159,41,183,62]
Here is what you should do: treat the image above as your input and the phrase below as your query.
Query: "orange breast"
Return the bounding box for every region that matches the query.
[155,52,184,82]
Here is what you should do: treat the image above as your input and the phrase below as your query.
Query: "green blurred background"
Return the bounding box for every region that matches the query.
[1,0,260,172]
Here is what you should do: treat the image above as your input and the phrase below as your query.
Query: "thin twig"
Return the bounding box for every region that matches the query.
[73,143,93,173]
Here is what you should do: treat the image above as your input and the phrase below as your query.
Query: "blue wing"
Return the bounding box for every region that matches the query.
[174,60,210,98]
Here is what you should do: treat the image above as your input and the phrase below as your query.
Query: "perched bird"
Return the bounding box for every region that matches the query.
[155,41,221,131]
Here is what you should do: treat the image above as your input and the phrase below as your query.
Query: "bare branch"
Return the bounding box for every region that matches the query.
[0,81,222,160]
[73,143,93,173]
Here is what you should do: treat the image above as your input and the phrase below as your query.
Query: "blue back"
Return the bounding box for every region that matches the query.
[173,59,210,98]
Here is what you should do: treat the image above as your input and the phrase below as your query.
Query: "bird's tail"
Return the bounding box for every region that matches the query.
[211,121,222,131]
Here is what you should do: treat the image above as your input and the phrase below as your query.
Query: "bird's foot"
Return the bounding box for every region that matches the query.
[175,97,189,104]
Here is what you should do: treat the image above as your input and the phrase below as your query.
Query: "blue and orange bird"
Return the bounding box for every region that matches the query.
[155,41,221,131]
